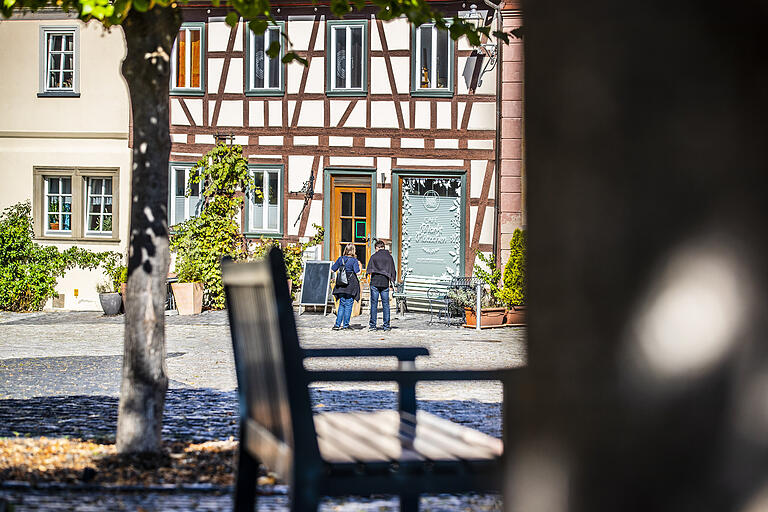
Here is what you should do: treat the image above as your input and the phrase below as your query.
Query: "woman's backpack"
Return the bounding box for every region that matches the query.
[336,257,349,287]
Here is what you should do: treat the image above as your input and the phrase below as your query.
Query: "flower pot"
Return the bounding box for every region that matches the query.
[505,305,527,326]
[464,307,507,327]
[99,292,122,316]
[172,282,204,315]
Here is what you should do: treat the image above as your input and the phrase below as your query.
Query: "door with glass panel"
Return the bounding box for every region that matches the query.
[332,187,370,267]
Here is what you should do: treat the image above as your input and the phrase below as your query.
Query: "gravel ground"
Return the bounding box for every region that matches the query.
[0,309,525,511]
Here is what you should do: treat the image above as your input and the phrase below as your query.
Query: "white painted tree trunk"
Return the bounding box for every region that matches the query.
[116,6,181,454]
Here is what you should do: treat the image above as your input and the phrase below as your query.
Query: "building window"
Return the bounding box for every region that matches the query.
[326,20,367,96]
[411,23,454,97]
[34,168,120,241]
[246,166,282,235]
[45,177,72,235]
[169,164,202,226]
[246,23,284,96]
[86,178,114,235]
[39,26,79,97]
[171,23,205,94]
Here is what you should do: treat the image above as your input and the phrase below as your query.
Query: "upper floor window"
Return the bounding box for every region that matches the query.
[246,23,284,96]
[326,20,367,96]
[39,26,79,97]
[246,166,282,236]
[412,23,454,97]
[171,23,205,94]
[34,167,120,241]
[169,164,202,226]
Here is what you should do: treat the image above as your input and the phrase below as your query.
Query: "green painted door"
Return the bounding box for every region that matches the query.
[400,177,462,279]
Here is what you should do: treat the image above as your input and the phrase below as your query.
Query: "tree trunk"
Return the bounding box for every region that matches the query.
[116,6,181,454]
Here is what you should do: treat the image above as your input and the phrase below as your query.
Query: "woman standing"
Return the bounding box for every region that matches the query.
[331,243,361,330]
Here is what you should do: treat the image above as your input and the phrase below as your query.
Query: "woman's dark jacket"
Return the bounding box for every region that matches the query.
[331,256,361,301]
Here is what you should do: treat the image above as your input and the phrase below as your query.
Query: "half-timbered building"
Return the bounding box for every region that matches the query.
[170,0,524,280]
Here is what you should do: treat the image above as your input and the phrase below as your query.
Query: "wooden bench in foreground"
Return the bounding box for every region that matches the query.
[222,248,513,511]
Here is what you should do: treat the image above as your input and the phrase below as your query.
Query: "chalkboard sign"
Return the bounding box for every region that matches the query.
[299,260,333,313]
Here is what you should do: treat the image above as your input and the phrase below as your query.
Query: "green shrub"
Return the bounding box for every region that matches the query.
[501,228,527,307]
[473,251,504,307]
[0,201,106,311]
[99,252,127,293]
[170,144,255,309]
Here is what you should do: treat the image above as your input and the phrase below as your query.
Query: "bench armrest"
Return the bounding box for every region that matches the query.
[302,347,429,362]
[307,368,515,382]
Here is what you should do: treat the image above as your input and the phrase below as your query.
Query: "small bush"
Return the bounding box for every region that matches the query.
[501,228,526,307]
[0,201,106,311]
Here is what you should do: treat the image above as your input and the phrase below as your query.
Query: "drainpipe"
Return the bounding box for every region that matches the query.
[484,0,502,263]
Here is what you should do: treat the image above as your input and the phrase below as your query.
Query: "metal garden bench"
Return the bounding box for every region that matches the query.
[392,275,451,322]
[222,248,512,511]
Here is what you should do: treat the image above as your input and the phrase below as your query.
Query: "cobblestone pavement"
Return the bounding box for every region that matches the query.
[0,309,525,511]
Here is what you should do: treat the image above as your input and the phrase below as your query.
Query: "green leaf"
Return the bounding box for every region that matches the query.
[282,51,308,66]
[249,18,268,35]
[492,30,509,44]
[266,40,280,58]
[132,0,149,12]
[225,11,239,27]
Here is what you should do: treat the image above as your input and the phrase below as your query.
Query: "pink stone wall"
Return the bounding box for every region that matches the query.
[499,8,525,264]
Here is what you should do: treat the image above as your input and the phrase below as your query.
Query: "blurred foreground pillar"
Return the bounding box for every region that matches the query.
[509,1,768,510]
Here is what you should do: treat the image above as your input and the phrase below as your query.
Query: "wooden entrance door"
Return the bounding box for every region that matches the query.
[332,186,371,267]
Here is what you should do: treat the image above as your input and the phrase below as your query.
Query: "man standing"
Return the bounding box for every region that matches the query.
[366,240,397,332]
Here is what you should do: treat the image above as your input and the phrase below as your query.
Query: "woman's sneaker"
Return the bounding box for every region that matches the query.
[332,326,340,331]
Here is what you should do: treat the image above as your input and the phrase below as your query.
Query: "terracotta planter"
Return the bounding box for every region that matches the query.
[464,307,507,327]
[505,305,527,326]
[99,292,122,316]
[172,282,204,315]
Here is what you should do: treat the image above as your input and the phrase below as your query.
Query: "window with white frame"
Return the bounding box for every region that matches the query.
[35,168,119,240]
[86,177,114,235]
[40,26,79,96]
[248,167,281,234]
[169,164,202,226]
[412,23,453,95]
[327,21,366,94]
[44,177,73,235]
[247,24,283,94]
[171,23,204,93]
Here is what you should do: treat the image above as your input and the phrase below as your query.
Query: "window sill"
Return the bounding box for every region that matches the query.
[326,90,368,97]
[410,89,454,98]
[170,90,205,97]
[245,232,283,239]
[246,89,285,97]
[35,235,120,243]
[38,91,80,98]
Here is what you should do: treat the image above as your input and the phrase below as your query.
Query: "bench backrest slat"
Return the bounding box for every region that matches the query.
[223,251,320,482]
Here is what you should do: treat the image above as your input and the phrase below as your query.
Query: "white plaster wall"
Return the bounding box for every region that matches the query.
[345,101,366,127]
[400,101,410,128]
[286,198,303,236]
[224,58,244,94]
[479,206,494,244]
[370,58,391,94]
[397,158,463,167]
[390,57,410,94]
[249,100,264,126]
[436,102,451,129]
[414,102,430,129]
[400,138,424,148]
[468,139,494,150]
[377,188,391,240]
[306,201,323,235]
[0,136,131,310]
[329,137,353,146]
[185,99,204,126]
[329,157,374,166]
[366,138,390,148]
[470,159,488,197]
[435,139,459,149]
[380,17,410,50]
[208,58,223,93]
[467,102,495,130]
[268,100,282,126]
[196,134,216,144]
[370,102,398,128]
[294,135,319,146]
[305,57,325,93]
[287,19,314,51]
[297,100,325,127]
[208,20,232,51]
[457,102,466,125]
[329,100,351,126]
[170,98,189,126]
[0,19,128,134]
[288,155,314,193]
[217,100,245,126]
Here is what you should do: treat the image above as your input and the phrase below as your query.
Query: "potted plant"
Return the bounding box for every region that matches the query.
[97,252,127,315]
[447,286,506,327]
[470,252,508,327]
[501,229,527,325]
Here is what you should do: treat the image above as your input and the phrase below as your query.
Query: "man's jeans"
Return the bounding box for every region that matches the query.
[335,296,354,328]
[369,286,390,329]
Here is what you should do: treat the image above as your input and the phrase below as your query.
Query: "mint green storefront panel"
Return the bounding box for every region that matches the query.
[401,177,462,279]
